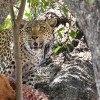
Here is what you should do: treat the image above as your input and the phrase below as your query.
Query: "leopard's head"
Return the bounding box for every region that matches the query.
[23,18,57,50]
[21,18,57,63]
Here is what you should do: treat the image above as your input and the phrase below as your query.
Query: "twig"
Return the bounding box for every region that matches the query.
[17,0,26,23]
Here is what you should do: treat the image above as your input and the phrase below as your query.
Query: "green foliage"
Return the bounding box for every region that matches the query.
[61,5,68,18]
[88,0,95,5]
[54,24,78,53]
[24,10,31,20]
[53,44,61,53]
[24,3,31,20]
[27,0,54,19]
[68,30,77,39]
[56,27,64,38]
[0,16,11,30]
[28,0,38,5]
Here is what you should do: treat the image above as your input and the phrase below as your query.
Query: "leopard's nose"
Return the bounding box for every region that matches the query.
[33,42,38,47]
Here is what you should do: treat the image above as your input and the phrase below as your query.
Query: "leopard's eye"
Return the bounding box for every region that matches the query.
[40,26,46,31]
[25,27,32,33]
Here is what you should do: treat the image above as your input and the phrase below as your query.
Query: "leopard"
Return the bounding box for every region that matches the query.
[0,18,57,86]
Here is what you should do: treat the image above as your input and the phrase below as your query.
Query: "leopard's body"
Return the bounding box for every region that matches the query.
[0,18,57,86]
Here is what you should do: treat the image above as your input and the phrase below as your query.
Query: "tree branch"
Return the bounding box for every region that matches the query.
[63,0,100,99]
[17,0,26,23]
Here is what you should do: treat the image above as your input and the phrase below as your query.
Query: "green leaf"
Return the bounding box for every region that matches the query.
[0,16,11,30]
[58,32,63,38]
[56,27,64,38]
[41,6,45,12]
[53,46,61,53]
[29,0,38,4]
[25,12,31,20]
[68,30,77,39]
[61,5,68,18]
[49,0,55,9]
[41,0,47,4]
[40,2,46,12]
[88,0,95,5]
[57,27,64,32]
[33,6,39,18]
[24,5,31,20]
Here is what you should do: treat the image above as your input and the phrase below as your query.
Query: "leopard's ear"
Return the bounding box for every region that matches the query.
[46,18,57,27]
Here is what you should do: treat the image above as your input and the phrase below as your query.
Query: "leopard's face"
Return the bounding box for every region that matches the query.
[23,18,57,51]
[26,19,56,49]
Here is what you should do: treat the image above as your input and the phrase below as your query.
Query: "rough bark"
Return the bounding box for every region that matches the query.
[34,47,97,100]
[63,0,100,99]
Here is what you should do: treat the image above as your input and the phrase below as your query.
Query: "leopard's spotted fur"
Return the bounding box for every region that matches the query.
[0,18,57,86]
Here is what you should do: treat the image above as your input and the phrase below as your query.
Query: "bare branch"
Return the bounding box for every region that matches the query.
[17,0,26,23]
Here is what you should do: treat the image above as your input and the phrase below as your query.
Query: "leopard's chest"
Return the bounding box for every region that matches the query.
[20,44,45,66]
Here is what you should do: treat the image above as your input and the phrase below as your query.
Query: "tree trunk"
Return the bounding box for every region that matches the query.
[9,0,26,100]
[63,0,100,99]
